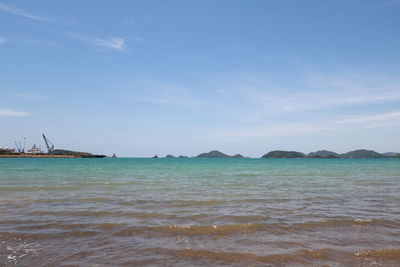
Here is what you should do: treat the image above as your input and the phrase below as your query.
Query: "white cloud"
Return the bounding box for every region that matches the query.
[93,37,125,51]
[207,123,334,140]
[132,36,145,43]
[205,109,400,142]
[203,111,400,143]
[126,77,220,110]
[201,71,400,123]
[1,37,58,47]
[14,93,48,100]
[125,19,136,27]
[70,34,126,51]
[273,75,395,109]
[385,0,400,6]
[337,111,400,125]
[0,3,46,21]
[0,36,6,44]
[122,72,400,127]
[0,108,30,117]
[21,38,57,46]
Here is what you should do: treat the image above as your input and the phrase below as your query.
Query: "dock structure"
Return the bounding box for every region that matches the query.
[0,134,106,158]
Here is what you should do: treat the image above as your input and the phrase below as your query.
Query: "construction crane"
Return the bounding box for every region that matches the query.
[42,134,54,154]
[18,141,24,153]
[14,141,20,152]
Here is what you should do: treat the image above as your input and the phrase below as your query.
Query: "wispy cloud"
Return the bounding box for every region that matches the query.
[0,3,46,21]
[124,19,136,27]
[132,35,145,43]
[123,71,400,126]
[0,36,6,44]
[203,71,400,122]
[94,37,125,51]
[337,111,400,125]
[0,108,30,117]
[206,123,334,140]
[14,93,48,100]
[204,110,400,142]
[385,0,400,6]
[129,78,212,109]
[70,34,126,51]
[21,38,57,46]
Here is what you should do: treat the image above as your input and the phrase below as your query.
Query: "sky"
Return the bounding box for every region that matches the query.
[1,0,400,157]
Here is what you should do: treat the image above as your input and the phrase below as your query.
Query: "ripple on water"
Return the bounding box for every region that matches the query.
[1,158,400,265]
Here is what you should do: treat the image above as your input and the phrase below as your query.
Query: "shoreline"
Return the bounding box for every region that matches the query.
[0,154,82,158]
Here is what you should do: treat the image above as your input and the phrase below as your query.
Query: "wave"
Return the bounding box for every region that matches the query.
[113,218,400,237]
[33,197,114,203]
[118,199,224,207]
[121,223,271,236]
[120,247,400,265]
[2,218,399,248]
[354,248,400,259]
[289,218,400,231]
[7,217,398,236]
[16,222,126,231]
[2,226,400,266]
[172,248,303,264]
[29,210,177,219]
[0,230,98,240]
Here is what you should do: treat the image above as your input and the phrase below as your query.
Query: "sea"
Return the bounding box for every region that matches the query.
[0,158,399,266]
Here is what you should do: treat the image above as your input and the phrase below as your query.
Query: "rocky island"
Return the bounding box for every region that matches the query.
[195,150,245,158]
[261,149,400,159]
[308,150,339,158]
[165,155,189,158]
[262,150,306,158]
[339,149,385,159]
[162,149,400,159]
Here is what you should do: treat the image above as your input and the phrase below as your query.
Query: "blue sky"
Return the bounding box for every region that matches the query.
[1,0,400,157]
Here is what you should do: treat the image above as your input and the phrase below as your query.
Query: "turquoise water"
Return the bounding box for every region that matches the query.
[1,158,400,266]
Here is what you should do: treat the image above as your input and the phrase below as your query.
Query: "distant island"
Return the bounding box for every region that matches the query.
[162,149,400,159]
[340,149,385,159]
[164,150,245,158]
[262,149,400,159]
[308,150,339,158]
[3,145,399,159]
[262,151,306,158]
[196,150,244,158]
[165,154,189,158]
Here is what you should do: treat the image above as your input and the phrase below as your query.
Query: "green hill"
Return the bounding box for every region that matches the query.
[383,152,400,158]
[196,150,244,158]
[340,149,384,159]
[53,149,106,158]
[262,150,306,158]
[308,150,339,158]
